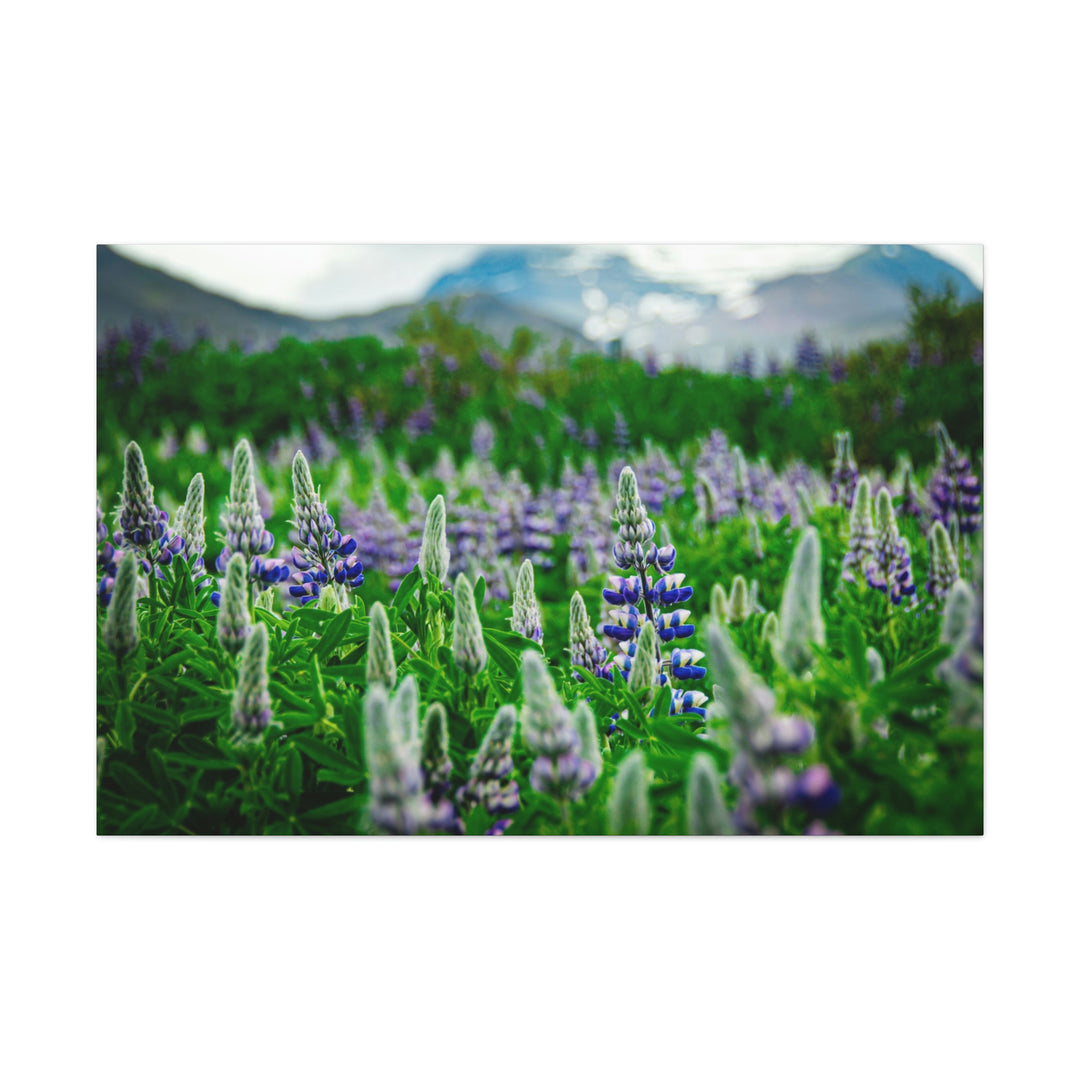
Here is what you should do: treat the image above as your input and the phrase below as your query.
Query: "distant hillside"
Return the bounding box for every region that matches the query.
[99,243,980,367]
[97,247,588,352]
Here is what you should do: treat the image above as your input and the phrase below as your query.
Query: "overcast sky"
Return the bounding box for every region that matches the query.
[114,243,983,319]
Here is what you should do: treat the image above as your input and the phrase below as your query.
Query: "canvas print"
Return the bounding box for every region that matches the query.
[96,243,984,836]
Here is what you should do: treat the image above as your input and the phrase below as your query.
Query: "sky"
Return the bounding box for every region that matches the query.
[114,243,984,319]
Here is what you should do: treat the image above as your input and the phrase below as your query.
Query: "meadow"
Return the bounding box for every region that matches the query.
[95,290,984,835]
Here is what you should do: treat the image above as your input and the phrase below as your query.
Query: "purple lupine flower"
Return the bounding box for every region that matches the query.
[215,440,290,599]
[569,591,611,681]
[841,477,876,584]
[866,488,918,606]
[520,652,597,803]
[613,411,631,454]
[794,332,823,378]
[928,423,982,552]
[458,705,520,817]
[829,355,847,384]
[829,430,859,509]
[705,621,834,835]
[287,451,364,606]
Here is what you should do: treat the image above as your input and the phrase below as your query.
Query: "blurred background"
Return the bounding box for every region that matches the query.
[101,243,982,368]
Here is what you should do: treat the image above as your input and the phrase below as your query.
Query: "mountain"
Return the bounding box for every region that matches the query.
[97,246,588,352]
[424,243,981,368]
[99,243,981,368]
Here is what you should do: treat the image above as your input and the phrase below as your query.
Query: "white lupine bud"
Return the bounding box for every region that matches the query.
[627,621,660,693]
[510,558,543,644]
[418,494,450,585]
[572,700,604,776]
[727,576,751,624]
[865,647,885,685]
[217,552,252,655]
[686,753,733,835]
[941,579,975,653]
[452,573,488,676]
[761,611,780,646]
[608,750,651,835]
[175,472,206,559]
[391,674,420,747]
[104,551,140,659]
[710,583,729,623]
[776,527,825,674]
[366,601,397,689]
[231,623,273,733]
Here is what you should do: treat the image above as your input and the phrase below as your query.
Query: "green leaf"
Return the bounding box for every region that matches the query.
[392,566,422,610]
[315,609,353,662]
[473,574,487,608]
[843,617,868,689]
[288,734,356,773]
[115,701,135,752]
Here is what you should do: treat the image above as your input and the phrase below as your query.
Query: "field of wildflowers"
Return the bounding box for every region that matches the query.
[95,297,983,835]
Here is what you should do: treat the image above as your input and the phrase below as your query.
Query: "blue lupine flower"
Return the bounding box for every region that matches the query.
[926,520,960,610]
[287,450,364,606]
[215,440,290,600]
[605,466,707,722]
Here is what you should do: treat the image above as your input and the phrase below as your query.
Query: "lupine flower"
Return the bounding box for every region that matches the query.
[710,583,729,623]
[941,579,975,653]
[898,459,922,519]
[794,332,823,378]
[727,576,751,624]
[174,473,206,564]
[103,551,140,659]
[748,514,764,561]
[829,431,859,509]
[391,675,421,748]
[510,559,543,644]
[705,620,831,834]
[866,647,885,685]
[117,440,169,554]
[613,411,631,453]
[231,623,273,734]
[926,520,960,609]
[418,494,450,585]
[363,684,433,835]
[471,420,495,461]
[776,527,825,674]
[866,489,917,606]
[520,651,596,803]
[605,465,705,719]
[608,750,651,835]
[569,591,609,679]
[366,601,397,689]
[732,447,750,514]
[841,476,876,583]
[217,552,252,655]
[572,700,604,777]
[928,423,982,551]
[761,611,780,647]
[627,620,660,694]
[941,560,983,728]
[216,439,290,594]
[288,450,364,606]
[458,704,520,816]
[420,702,452,802]
[686,753,733,836]
[452,572,488,676]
